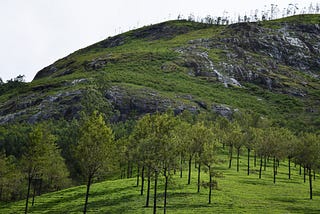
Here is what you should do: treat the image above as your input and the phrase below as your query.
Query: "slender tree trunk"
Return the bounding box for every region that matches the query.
[304,166,306,183]
[197,162,201,193]
[130,162,133,178]
[153,171,158,214]
[25,175,32,214]
[236,148,240,172]
[259,156,262,179]
[180,154,183,178]
[254,151,257,167]
[208,166,212,204]
[288,157,291,179]
[309,167,313,200]
[0,186,2,201]
[38,179,42,196]
[83,175,92,214]
[32,183,36,206]
[136,164,140,187]
[141,166,145,196]
[247,148,250,175]
[228,145,233,169]
[188,156,192,185]
[146,167,151,207]
[120,163,123,179]
[273,156,276,184]
[127,161,130,178]
[264,156,267,171]
[314,170,316,181]
[164,174,168,214]
[299,164,302,175]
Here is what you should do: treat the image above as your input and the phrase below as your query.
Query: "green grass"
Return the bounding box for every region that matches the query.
[2,151,320,213]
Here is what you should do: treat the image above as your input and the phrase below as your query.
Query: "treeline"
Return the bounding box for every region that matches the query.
[1,108,319,213]
[0,75,27,96]
[180,2,320,25]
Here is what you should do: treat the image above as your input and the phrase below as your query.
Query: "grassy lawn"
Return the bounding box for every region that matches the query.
[2,151,319,213]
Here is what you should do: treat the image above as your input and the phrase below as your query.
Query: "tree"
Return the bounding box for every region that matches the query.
[74,111,115,213]
[199,128,218,204]
[296,133,320,199]
[279,128,298,179]
[230,121,244,172]
[41,143,71,192]
[0,152,23,201]
[131,114,154,207]
[51,119,80,181]
[1,123,30,158]
[253,128,267,179]
[173,121,191,179]
[134,112,178,214]
[224,120,242,170]
[21,123,58,213]
[189,122,214,193]
[152,113,178,214]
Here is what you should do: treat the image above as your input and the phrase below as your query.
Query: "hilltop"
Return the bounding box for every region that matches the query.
[0,14,319,131]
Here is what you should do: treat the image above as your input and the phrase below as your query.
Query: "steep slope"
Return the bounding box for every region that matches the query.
[0,15,319,131]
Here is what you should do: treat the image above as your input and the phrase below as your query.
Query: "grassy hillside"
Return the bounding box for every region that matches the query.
[0,15,319,131]
[2,152,319,213]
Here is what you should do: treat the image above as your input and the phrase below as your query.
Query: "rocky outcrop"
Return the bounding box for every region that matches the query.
[176,46,242,88]
[0,90,83,124]
[176,21,319,94]
[33,60,76,80]
[132,21,210,40]
[105,86,199,121]
[212,104,237,118]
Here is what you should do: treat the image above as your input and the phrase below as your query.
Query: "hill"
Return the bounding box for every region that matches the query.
[0,14,319,131]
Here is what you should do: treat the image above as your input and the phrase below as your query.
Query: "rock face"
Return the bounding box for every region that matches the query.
[176,21,320,93]
[105,86,199,121]
[0,90,83,124]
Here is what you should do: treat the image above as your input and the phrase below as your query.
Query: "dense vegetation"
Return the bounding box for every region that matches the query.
[1,110,319,213]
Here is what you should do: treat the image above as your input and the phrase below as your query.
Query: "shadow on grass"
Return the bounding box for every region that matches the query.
[313,190,320,197]
[286,205,320,213]
[28,184,138,213]
[86,193,137,213]
[269,196,298,203]
[238,179,269,185]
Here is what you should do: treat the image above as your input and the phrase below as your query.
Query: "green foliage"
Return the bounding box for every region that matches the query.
[0,123,31,158]
[74,111,116,181]
[0,153,23,201]
[21,123,57,179]
[296,133,320,170]
[2,151,320,213]
[0,75,27,96]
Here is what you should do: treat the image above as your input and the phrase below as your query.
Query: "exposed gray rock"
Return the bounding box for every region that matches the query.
[100,35,125,48]
[105,86,199,120]
[212,104,234,118]
[71,79,87,85]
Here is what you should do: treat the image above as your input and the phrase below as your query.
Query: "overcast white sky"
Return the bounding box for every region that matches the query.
[0,0,316,82]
